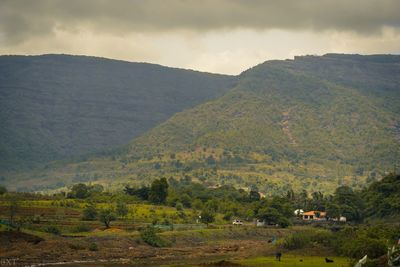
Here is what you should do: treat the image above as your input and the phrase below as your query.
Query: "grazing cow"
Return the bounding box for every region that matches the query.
[325,257,334,263]
[275,252,282,261]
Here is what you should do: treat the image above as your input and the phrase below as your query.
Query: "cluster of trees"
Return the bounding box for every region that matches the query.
[54,173,400,227]
[287,173,400,222]
[124,177,169,204]
[124,176,291,226]
[81,200,128,228]
[283,224,400,263]
[67,183,104,199]
[286,185,364,222]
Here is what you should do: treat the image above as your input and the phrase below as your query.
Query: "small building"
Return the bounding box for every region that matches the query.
[294,209,304,216]
[256,219,265,227]
[331,215,347,222]
[302,211,327,221]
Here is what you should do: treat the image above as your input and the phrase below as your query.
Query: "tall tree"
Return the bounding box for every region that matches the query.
[149,178,169,204]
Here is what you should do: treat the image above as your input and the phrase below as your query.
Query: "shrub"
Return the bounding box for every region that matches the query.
[175,202,184,211]
[88,242,98,251]
[116,201,128,218]
[0,186,7,195]
[44,225,61,235]
[140,226,166,247]
[82,203,98,221]
[32,215,41,224]
[283,229,333,250]
[340,236,387,259]
[283,231,311,249]
[223,212,233,221]
[68,242,86,250]
[72,223,91,233]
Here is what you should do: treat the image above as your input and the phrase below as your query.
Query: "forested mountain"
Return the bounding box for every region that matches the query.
[2,54,399,193]
[130,54,399,165]
[0,55,235,170]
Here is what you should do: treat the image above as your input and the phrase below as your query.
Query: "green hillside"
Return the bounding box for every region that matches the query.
[131,54,399,162]
[0,54,235,170]
[2,54,399,194]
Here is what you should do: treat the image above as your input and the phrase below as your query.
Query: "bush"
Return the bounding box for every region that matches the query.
[340,236,387,259]
[283,231,311,249]
[82,203,98,221]
[68,242,86,250]
[175,202,184,211]
[283,229,333,250]
[32,215,41,224]
[116,201,128,218]
[44,225,61,235]
[140,226,166,247]
[0,186,7,195]
[72,223,91,233]
[88,242,98,251]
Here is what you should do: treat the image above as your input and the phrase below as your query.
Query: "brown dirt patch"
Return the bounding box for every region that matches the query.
[0,230,43,245]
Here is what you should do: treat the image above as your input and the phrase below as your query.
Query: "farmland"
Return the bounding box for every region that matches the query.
[1,173,399,266]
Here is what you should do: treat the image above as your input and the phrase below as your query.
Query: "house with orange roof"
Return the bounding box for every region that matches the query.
[302,211,327,221]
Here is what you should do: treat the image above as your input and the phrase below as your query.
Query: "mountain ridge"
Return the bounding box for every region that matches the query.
[0,54,236,170]
[1,54,399,194]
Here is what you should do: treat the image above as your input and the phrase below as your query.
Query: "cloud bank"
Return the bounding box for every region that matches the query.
[1,0,399,74]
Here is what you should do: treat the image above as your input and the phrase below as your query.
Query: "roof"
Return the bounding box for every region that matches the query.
[302,211,326,217]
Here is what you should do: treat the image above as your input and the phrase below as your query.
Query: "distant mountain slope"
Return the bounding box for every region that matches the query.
[129,54,399,165]
[0,54,235,169]
[3,54,399,193]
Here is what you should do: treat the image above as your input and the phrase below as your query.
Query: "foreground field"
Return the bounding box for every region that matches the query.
[236,255,349,267]
[2,173,399,266]
[0,226,292,266]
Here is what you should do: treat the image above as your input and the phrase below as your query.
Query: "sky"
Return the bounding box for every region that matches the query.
[1,0,400,75]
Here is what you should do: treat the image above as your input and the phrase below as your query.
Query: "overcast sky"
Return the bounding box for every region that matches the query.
[1,0,400,74]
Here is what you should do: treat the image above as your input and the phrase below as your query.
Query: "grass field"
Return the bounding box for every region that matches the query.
[237,255,349,267]
[0,196,358,266]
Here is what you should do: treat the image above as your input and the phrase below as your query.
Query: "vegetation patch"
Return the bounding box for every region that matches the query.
[140,225,168,247]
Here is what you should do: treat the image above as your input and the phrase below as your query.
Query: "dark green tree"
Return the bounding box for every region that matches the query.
[68,183,89,199]
[124,186,150,200]
[257,207,291,228]
[249,190,261,201]
[98,208,116,228]
[149,178,169,204]
[200,209,215,226]
[180,194,192,208]
[326,202,341,219]
[333,186,364,221]
[0,186,7,195]
[82,203,98,221]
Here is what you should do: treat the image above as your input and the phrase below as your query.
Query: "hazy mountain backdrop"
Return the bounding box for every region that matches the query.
[0,55,235,170]
[1,54,399,193]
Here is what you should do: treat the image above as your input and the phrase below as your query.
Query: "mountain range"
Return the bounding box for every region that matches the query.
[0,54,235,170]
[1,54,399,194]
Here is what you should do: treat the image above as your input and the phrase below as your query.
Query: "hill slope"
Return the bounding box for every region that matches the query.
[130,54,399,163]
[0,55,235,170]
[3,54,400,193]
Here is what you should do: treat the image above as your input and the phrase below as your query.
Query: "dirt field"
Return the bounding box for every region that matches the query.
[0,227,292,267]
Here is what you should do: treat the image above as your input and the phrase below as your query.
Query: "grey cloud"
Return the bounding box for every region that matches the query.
[1,0,400,45]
